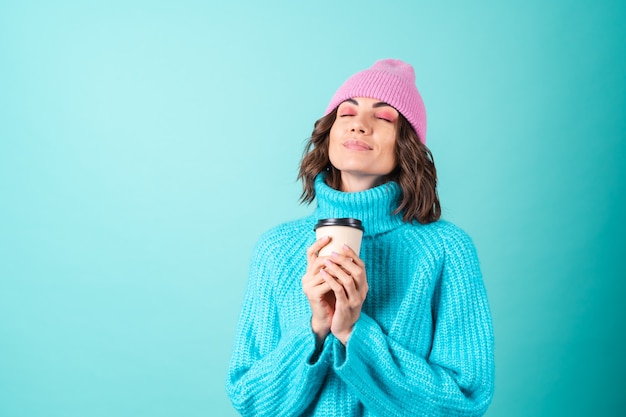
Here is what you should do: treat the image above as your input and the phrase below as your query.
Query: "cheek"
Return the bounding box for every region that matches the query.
[328,125,342,158]
[328,123,339,143]
[384,127,398,163]
[381,139,398,170]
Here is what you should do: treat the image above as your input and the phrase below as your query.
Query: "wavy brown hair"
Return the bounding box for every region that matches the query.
[297,108,441,224]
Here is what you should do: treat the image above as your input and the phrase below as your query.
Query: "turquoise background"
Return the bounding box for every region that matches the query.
[1,0,624,415]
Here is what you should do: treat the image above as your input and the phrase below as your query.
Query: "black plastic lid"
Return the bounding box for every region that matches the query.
[314,218,364,231]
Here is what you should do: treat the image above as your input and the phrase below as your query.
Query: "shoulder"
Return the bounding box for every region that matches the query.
[247,216,316,291]
[252,216,317,260]
[257,216,316,246]
[433,220,475,248]
[399,219,478,257]
[428,221,481,275]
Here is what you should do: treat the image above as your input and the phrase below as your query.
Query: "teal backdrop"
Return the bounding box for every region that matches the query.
[1,0,624,416]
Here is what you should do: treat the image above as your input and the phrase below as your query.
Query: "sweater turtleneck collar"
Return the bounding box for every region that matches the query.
[313,174,405,236]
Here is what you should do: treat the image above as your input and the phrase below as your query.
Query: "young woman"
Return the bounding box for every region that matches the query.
[226,59,494,416]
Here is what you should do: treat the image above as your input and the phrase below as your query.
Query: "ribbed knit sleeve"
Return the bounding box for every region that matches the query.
[331,224,494,416]
[226,226,332,416]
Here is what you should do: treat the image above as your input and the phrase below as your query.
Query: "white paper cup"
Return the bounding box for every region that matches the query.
[314,218,364,256]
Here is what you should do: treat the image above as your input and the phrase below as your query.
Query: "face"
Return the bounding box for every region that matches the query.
[328,97,399,191]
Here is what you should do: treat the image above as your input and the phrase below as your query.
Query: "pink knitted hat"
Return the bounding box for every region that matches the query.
[325,59,427,144]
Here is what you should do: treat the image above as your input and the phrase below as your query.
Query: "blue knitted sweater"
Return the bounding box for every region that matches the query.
[226,175,494,416]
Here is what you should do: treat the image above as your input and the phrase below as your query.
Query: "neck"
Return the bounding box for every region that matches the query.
[340,172,384,192]
[314,174,405,236]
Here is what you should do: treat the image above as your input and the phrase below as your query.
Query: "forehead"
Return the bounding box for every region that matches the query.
[339,97,398,112]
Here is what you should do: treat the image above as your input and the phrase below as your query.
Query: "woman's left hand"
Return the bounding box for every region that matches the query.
[320,244,368,345]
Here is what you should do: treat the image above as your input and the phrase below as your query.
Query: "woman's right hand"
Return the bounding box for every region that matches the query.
[301,235,335,344]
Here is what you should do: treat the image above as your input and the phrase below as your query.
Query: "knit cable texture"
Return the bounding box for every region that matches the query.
[226,175,495,416]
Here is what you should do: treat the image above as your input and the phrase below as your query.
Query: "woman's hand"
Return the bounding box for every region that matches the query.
[320,244,368,345]
[301,236,335,344]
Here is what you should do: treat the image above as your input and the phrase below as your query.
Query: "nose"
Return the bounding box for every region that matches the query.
[350,114,370,134]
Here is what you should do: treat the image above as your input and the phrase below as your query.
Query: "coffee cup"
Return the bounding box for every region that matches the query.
[314,218,364,257]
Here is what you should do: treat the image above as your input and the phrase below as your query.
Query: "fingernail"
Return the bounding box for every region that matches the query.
[342,244,350,251]
[331,251,340,259]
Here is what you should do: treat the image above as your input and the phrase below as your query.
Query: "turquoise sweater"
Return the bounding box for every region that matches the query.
[226,175,494,416]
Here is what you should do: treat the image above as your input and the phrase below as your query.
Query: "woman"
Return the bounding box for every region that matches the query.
[226,59,494,416]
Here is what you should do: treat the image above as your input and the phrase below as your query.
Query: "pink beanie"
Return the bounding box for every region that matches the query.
[325,59,427,144]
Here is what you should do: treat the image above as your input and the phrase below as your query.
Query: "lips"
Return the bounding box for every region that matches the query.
[343,139,373,151]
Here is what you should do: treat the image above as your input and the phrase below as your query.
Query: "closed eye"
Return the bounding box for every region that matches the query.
[375,111,397,123]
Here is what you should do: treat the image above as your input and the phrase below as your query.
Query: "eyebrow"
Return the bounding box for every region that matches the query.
[344,98,394,108]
